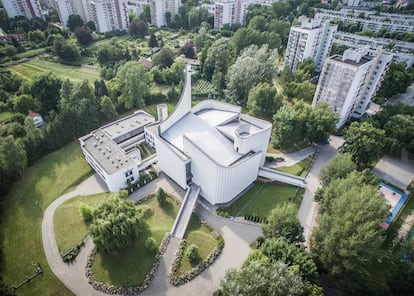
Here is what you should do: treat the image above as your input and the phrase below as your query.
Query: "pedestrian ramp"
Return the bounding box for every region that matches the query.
[258,167,305,188]
[171,184,201,239]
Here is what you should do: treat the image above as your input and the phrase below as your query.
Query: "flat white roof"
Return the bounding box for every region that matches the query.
[162,111,243,165]
[195,109,238,126]
[101,111,154,139]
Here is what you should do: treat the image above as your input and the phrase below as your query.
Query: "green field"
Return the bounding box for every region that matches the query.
[54,193,112,252]
[92,195,179,286]
[276,156,313,177]
[0,142,92,296]
[221,182,301,218]
[178,215,219,273]
[9,58,100,82]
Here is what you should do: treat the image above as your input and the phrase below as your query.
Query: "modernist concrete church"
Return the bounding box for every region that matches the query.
[148,65,272,205]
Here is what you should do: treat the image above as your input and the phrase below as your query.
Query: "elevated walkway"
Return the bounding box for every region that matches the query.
[138,154,158,171]
[258,166,305,188]
[171,184,201,239]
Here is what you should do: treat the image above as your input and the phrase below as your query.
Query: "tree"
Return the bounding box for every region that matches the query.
[225,45,277,106]
[89,194,144,253]
[85,20,96,31]
[319,153,356,186]
[179,41,196,59]
[312,173,389,279]
[79,203,94,222]
[148,33,158,48]
[307,102,338,143]
[13,94,41,114]
[246,83,282,119]
[67,14,84,31]
[117,61,150,109]
[156,187,167,205]
[145,237,157,253]
[220,261,304,296]
[52,39,81,62]
[0,135,27,192]
[383,114,414,155]
[343,121,385,166]
[377,62,414,98]
[129,18,148,38]
[28,29,45,45]
[153,48,174,69]
[186,244,199,262]
[25,72,62,114]
[100,96,117,121]
[74,26,93,46]
[262,203,304,243]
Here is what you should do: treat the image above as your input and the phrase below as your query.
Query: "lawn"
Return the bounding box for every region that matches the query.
[0,142,92,296]
[9,58,100,82]
[91,195,179,286]
[54,193,112,252]
[178,215,219,273]
[221,181,301,218]
[276,156,313,177]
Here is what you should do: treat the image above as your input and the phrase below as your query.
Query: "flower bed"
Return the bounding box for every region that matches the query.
[86,232,170,294]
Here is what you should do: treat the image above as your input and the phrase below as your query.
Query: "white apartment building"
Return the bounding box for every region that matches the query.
[87,0,129,33]
[150,0,181,27]
[316,8,414,33]
[213,0,280,29]
[1,0,44,20]
[79,111,156,192]
[127,0,149,17]
[284,16,337,72]
[334,31,414,67]
[313,47,393,128]
[54,0,89,28]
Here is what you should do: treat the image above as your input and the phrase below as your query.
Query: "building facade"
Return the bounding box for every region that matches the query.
[285,16,337,72]
[127,0,149,17]
[150,0,181,27]
[2,0,44,20]
[79,111,155,192]
[87,0,129,33]
[54,0,89,29]
[149,65,272,205]
[312,47,392,128]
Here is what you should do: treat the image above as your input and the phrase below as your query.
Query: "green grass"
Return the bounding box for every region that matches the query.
[9,58,100,82]
[14,47,49,60]
[91,196,179,286]
[144,103,177,117]
[276,156,313,177]
[54,193,112,252]
[0,142,92,296]
[221,182,301,218]
[178,215,219,273]
[0,112,14,121]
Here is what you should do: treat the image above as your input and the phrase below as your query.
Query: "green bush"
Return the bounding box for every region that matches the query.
[156,187,167,205]
[145,236,158,253]
[79,203,93,222]
[186,243,199,262]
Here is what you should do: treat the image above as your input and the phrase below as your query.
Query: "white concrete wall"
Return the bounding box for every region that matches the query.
[105,163,139,192]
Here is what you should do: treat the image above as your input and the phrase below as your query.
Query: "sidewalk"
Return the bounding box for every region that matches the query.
[267,146,316,167]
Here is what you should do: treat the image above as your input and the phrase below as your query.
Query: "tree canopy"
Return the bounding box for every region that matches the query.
[319,153,356,186]
[246,82,282,119]
[129,18,148,38]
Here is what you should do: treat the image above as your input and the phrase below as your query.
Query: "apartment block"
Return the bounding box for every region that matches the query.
[127,0,149,17]
[312,47,393,128]
[150,0,181,27]
[284,16,337,72]
[2,0,44,20]
[54,0,89,28]
[87,0,129,33]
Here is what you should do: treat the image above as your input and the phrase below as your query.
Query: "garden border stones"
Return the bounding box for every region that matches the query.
[85,232,171,295]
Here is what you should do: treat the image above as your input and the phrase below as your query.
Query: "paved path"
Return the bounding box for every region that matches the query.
[258,166,305,188]
[298,136,344,247]
[171,184,200,238]
[41,175,108,296]
[267,146,316,167]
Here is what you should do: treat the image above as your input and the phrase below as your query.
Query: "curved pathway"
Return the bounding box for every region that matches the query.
[267,146,316,168]
[42,174,261,296]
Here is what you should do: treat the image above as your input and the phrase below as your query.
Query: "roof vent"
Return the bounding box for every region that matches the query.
[93,142,97,147]
[106,146,111,153]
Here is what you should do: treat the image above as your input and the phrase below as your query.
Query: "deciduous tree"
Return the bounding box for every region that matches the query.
[246,83,282,119]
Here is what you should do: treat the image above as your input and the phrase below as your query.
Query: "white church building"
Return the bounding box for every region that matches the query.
[148,65,272,205]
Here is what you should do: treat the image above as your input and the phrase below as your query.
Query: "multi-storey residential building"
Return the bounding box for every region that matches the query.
[334,31,414,67]
[1,0,44,20]
[150,0,181,27]
[284,16,337,72]
[87,0,129,33]
[315,8,414,33]
[312,47,393,128]
[127,0,149,17]
[54,0,89,28]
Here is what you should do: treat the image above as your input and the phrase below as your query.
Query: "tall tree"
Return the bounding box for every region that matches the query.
[100,96,117,121]
[246,82,282,119]
[25,72,62,114]
[153,48,174,69]
[0,135,27,192]
[117,61,150,109]
[262,203,304,243]
[307,102,338,143]
[225,44,277,106]
[319,153,356,186]
[148,33,158,48]
[377,62,414,98]
[129,18,148,38]
[220,261,304,296]
[74,26,93,46]
[343,121,385,166]
[13,94,41,114]
[67,14,84,32]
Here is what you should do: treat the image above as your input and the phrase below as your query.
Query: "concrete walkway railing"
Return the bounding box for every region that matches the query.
[258,166,305,188]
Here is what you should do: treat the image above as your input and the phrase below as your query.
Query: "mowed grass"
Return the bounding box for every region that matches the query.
[54,193,112,252]
[222,182,301,218]
[178,215,219,273]
[0,142,92,296]
[276,156,313,177]
[92,195,179,286]
[9,58,100,82]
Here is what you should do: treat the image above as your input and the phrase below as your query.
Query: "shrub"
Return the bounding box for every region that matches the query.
[143,207,154,218]
[156,187,167,205]
[79,203,93,222]
[186,244,199,262]
[145,236,158,253]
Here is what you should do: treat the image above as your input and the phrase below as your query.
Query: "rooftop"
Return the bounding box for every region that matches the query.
[101,111,154,140]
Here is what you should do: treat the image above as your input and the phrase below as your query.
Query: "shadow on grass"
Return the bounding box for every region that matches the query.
[160,199,177,218]
[62,170,94,194]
